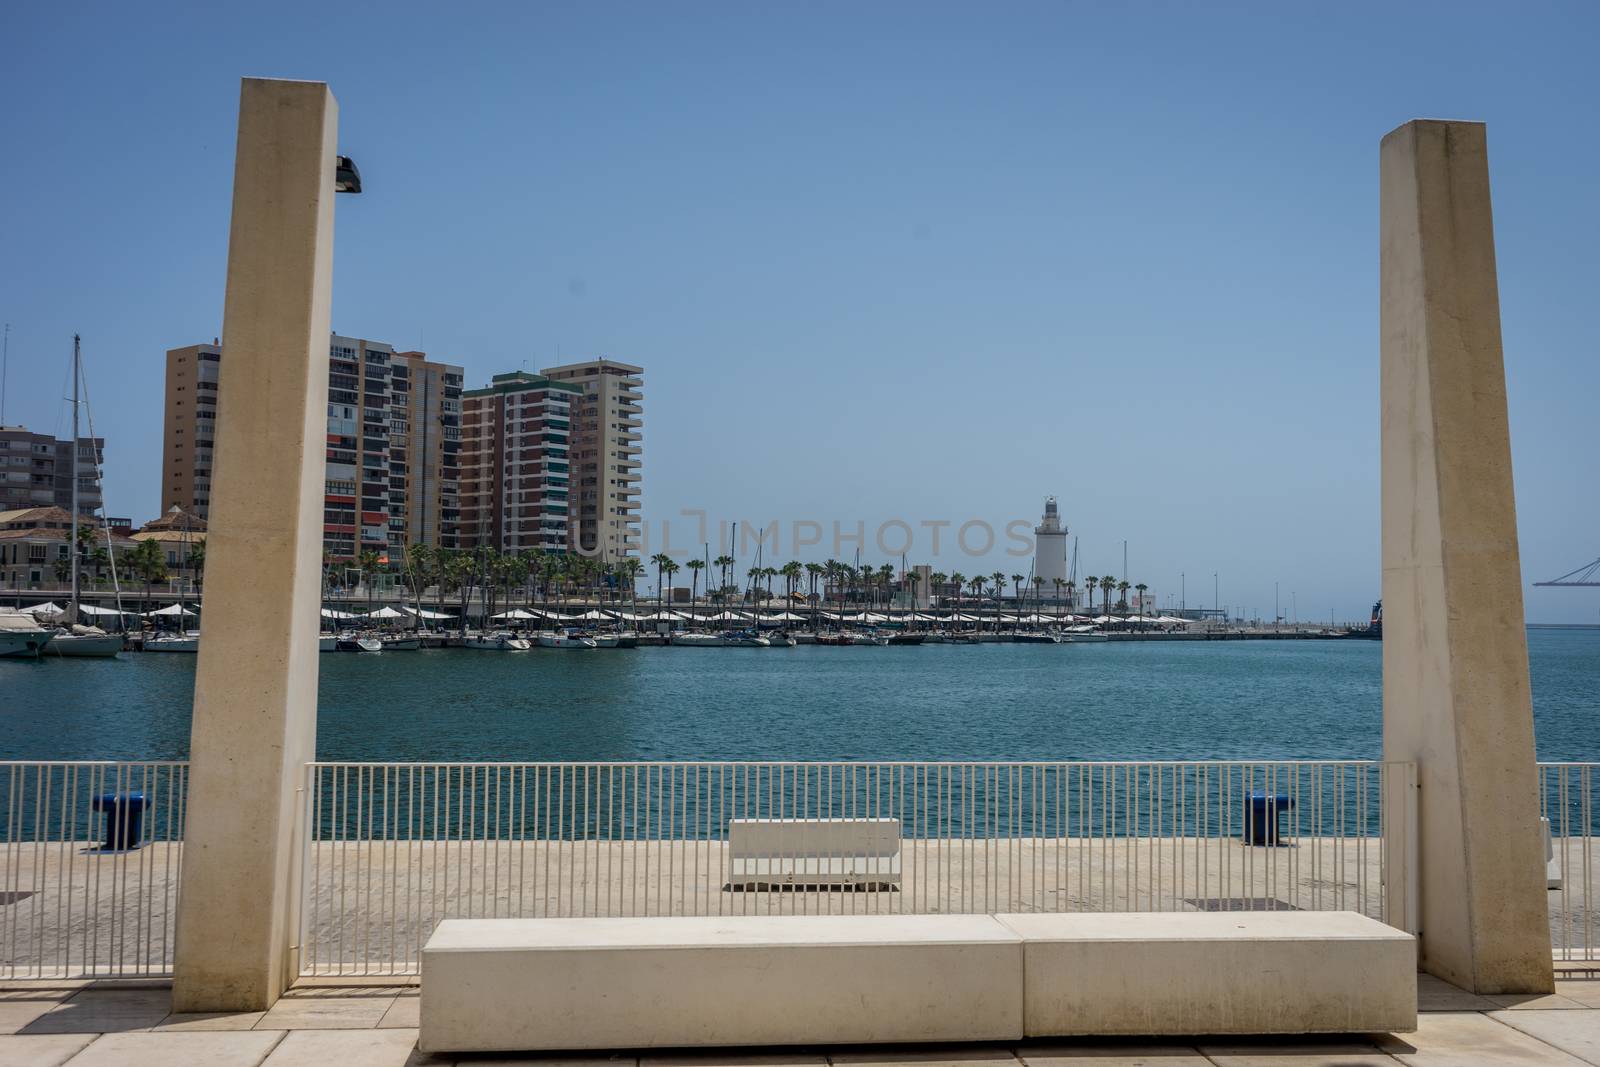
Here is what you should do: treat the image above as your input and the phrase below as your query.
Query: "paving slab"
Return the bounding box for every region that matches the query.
[1492,1011,1600,1066]
[642,1057,829,1067]
[1414,974,1497,1012]
[377,996,419,1029]
[24,988,170,1034]
[1377,1012,1591,1065]
[456,1058,636,1067]
[1494,995,1593,1011]
[61,1029,285,1066]
[259,1028,431,1067]
[0,995,67,1035]
[256,994,396,1030]
[1199,1039,1400,1065]
[830,1050,1020,1067]
[1017,1044,1211,1065]
[154,1010,270,1031]
[0,1033,95,1067]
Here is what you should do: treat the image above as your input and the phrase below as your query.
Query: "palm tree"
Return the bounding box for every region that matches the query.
[1032,576,1045,613]
[1011,574,1025,606]
[650,553,673,609]
[186,542,206,594]
[357,549,383,614]
[948,571,965,620]
[930,571,948,610]
[1084,576,1097,614]
[660,559,680,612]
[128,539,168,611]
[1052,577,1064,606]
[685,558,705,607]
[780,561,803,609]
[713,555,734,603]
[1116,579,1130,612]
[904,570,921,612]
[1101,576,1116,616]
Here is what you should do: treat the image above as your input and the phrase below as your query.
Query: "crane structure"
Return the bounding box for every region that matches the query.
[1534,558,1600,588]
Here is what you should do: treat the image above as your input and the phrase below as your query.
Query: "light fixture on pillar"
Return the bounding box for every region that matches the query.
[335,155,362,194]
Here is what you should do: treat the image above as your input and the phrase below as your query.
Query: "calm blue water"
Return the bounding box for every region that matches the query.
[2,629,1596,763]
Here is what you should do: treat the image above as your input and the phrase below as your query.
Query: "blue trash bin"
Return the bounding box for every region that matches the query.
[1244,792,1293,846]
[91,792,146,851]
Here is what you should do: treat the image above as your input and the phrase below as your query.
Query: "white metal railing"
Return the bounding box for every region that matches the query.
[0,762,187,979]
[1541,763,1600,962]
[8,759,1595,980]
[297,760,1411,976]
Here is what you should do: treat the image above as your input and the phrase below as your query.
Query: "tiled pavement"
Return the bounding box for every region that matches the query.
[2,974,1599,1066]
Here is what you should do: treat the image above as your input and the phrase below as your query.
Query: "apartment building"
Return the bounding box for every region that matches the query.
[1,427,105,516]
[164,336,463,561]
[459,371,578,554]
[539,359,642,560]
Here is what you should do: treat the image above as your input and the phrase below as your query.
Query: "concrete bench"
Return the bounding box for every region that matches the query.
[996,911,1416,1037]
[727,817,900,888]
[418,911,1415,1053]
[419,914,1021,1052]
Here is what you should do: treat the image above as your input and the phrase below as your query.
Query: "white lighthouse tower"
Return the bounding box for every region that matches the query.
[1034,496,1068,598]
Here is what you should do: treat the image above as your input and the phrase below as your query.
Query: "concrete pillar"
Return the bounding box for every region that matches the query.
[1380,119,1553,994]
[172,78,338,1011]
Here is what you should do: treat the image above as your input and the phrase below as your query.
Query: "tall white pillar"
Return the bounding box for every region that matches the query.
[172,78,337,1012]
[1380,119,1553,994]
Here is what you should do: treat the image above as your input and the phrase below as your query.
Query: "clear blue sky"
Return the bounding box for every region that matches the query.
[3,2,1596,623]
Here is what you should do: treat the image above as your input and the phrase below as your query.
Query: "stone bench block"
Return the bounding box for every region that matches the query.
[419,914,1022,1053]
[996,911,1416,1037]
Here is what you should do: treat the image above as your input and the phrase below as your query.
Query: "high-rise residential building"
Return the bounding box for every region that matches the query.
[392,352,464,551]
[162,342,222,518]
[164,336,463,561]
[1,427,105,516]
[539,359,642,560]
[459,371,578,554]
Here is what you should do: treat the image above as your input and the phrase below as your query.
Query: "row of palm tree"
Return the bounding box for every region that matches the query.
[320,545,1157,625]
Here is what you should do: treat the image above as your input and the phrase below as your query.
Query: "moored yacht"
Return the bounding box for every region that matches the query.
[46,625,124,657]
[468,630,534,651]
[538,629,595,649]
[671,631,724,647]
[145,631,201,652]
[0,614,51,658]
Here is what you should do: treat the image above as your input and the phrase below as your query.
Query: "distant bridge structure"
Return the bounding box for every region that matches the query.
[1534,557,1600,588]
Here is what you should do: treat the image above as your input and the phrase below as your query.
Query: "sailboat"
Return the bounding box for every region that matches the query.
[46,336,122,657]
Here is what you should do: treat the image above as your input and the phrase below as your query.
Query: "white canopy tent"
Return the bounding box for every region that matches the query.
[491,608,537,620]
[760,611,807,622]
[77,604,136,618]
[574,609,612,621]
[145,604,197,617]
[705,611,750,622]
[365,606,405,619]
[401,606,456,620]
[321,608,359,620]
[22,602,64,618]
[536,610,577,621]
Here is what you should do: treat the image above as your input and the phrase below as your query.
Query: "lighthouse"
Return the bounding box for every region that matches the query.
[1034,496,1068,598]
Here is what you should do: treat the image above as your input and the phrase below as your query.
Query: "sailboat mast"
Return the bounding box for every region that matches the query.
[69,335,81,624]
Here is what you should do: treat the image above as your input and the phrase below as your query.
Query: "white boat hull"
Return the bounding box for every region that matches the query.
[672,633,725,647]
[145,634,200,652]
[0,630,50,658]
[46,633,123,657]
[468,632,534,651]
[538,633,596,649]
